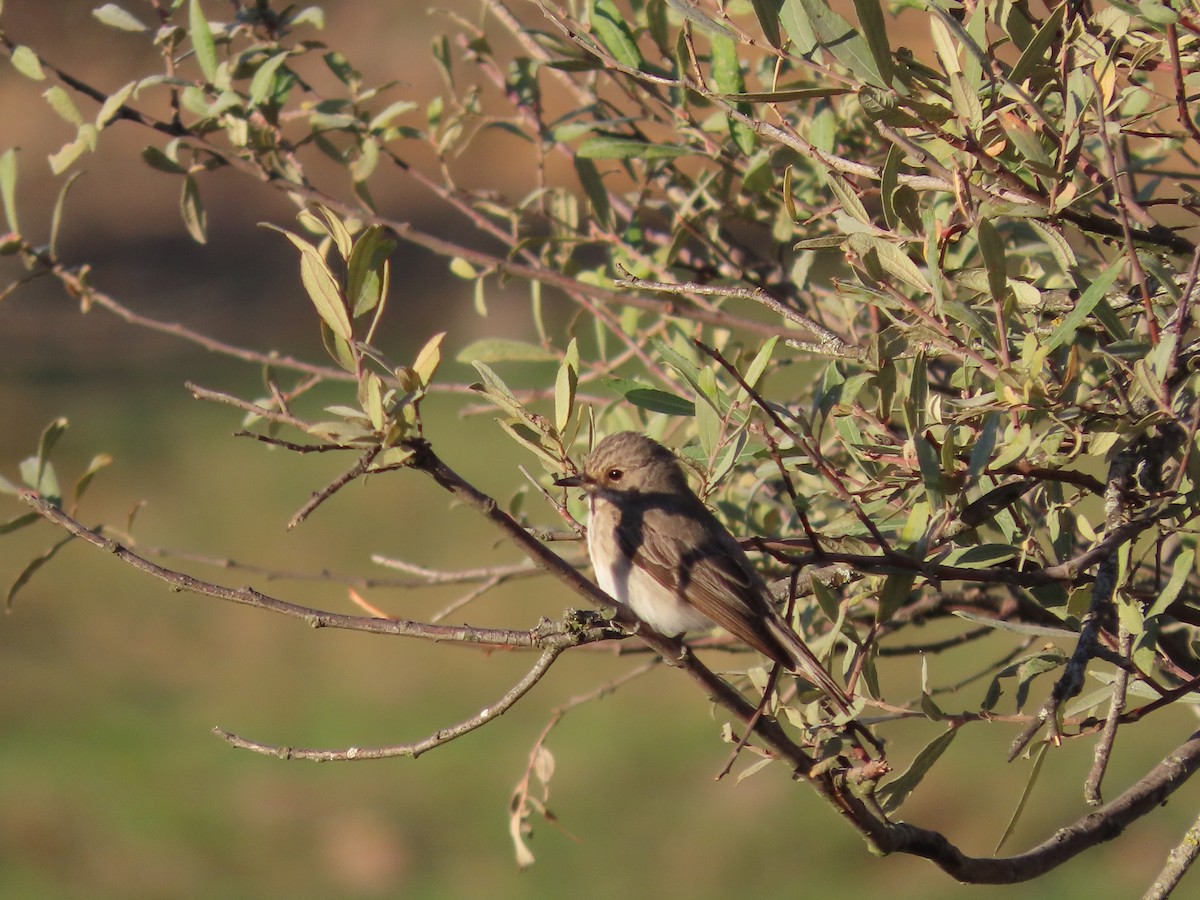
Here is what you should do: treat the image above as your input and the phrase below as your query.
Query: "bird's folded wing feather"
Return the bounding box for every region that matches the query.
[623,504,785,663]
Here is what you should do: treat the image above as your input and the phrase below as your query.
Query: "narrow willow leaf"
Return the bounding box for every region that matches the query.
[577,136,689,160]
[265,224,352,340]
[141,145,186,174]
[471,361,533,423]
[248,51,290,107]
[952,610,1076,637]
[48,134,91,176]
[0,512,38,535]
[96,80,137,129]
[750,0,783,47]
[554,353,578,434]
[875,572,916,623]
[43,86,83,125]
[457,338,557,363]
[941,544,1017,567]
[591,0,642,69]
[914,434,945,508]
[346,225,395,316]
[0,148,17,232]
[300,251,349,339]
[1147,548,1194,618]
[10,45,46,81]
[622,386,695,416]
[188,0,218,82]
[851,0,893,87]
[977,219,1007,304]
[180,174,207,244]
[722,86,852,102]
[1009,4,1065,86]
[7,534,74,609]
[1045,259,1124,350]
[967,412,999,483]
[92,3,148,32]
[878,727,957,812]
[413,331,446,386]
[787,0,886,88]
[574,158,612,229]
[711,36,754,155]
[71,453,114,513]
[995,742,1048,854]
[827,174,872,225]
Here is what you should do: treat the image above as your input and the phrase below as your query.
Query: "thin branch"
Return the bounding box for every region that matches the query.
[1144,809,1200,899]
[215,647,564,760]
[16,489,610,650]
[1085,626,1131,805]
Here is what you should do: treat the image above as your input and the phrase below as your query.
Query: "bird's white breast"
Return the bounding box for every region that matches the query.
[587,497,711,636]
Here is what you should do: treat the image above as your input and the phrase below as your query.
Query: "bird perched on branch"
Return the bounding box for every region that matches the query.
[555,431,851,715]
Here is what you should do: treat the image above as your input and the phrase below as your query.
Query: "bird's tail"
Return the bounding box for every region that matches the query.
[766,617,853,717]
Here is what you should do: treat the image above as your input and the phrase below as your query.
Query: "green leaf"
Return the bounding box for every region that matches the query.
[995,742,1048,853]
[1009,4,1065,85]
[977,220,1007,303]
[43,86,83,125]
[591,0,642,68]
[180,174,207,244]
[1147,548,1194,619]
[941,544,1017,568]
[412,331,446,387]
[875,571,916,623]
[878,727,957,813]
[574,158,612,230]
[952,610,1076,637]
[782,0,887,88]
[345,225,395,317]
[1045,259,1124,350]
[577,136,690,160]
[711,36,754,155]
[7,534,74,609]
[472,361,537,424]
[10,45,45,81]
[264,224,351,340]
[92,3,148,32]
[624,386,695,416]
[96,80,137,129]
[71,453,113,513]
[48,132,92,176]
[750,0,783,46]
[851,0,894,88]
[457,338,557,364]
[49,170,84,260]
[188,0,218,82]
[554,352,578,434]
[141,145,186,174]
[0,512,38,535]
[35,417,68,488]
[248,51,290,107]
[967,412,999,483]
[914,434,944,508]
[0,147,19,232]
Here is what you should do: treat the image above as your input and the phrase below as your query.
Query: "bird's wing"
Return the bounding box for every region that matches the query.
[622,501,789,665]
[625,499,852,713]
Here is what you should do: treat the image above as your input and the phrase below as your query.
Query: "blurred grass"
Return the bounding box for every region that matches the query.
[4,369,1200,899]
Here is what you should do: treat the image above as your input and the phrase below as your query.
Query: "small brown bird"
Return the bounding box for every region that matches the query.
[555,431,851,713]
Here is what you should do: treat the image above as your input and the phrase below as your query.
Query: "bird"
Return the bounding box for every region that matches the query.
[554,431,851,714]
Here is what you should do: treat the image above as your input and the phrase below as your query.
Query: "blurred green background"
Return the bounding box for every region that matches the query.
[3,2,1200,898]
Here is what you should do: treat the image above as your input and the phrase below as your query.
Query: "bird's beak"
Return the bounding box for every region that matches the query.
[554,473,585,488]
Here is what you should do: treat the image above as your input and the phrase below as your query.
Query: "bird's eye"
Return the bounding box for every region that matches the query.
[606,468,623,481]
